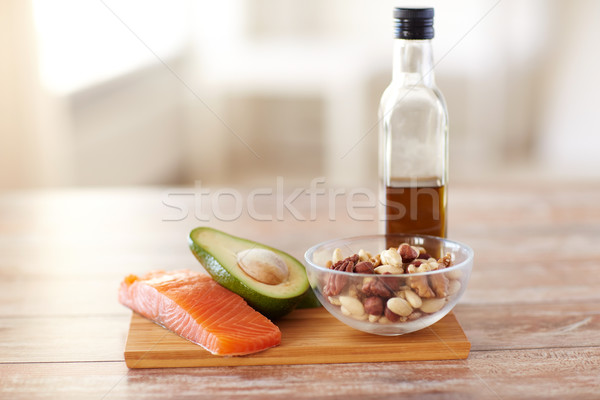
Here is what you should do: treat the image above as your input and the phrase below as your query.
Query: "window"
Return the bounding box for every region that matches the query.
[32,0,190,93]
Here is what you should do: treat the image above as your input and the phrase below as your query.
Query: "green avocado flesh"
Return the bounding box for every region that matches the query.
[189,227,311,319]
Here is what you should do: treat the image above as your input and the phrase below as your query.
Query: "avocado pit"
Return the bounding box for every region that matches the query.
[237,248,289,285]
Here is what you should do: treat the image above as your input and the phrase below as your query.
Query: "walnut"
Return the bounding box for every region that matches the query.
[370,254,382,268]
[429,273,449,297]
[408,276,436,298]
[438,253,453,268]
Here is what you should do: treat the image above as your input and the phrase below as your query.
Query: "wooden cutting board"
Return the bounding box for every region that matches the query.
[124,308,470,368]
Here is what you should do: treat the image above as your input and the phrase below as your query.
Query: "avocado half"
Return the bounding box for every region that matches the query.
[189,227,311,319]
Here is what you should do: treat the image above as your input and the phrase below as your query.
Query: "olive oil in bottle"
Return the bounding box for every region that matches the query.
[379,8,449,238]
[384,178,446,237]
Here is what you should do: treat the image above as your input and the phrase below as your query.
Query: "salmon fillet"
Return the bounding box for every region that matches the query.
[119,269,281,356]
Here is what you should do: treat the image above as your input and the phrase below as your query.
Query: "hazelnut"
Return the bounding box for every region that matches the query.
[363,296,384,316]
[384,306,401,322]
[398,243,419,263]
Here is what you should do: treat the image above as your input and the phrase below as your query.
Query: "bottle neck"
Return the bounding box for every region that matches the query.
[392,39,435,87]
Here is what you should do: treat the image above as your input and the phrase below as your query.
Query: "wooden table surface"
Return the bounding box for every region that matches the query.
[1,182,599,399]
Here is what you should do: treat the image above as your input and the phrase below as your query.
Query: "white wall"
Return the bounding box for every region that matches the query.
[1,0,599,189]
[536,0,600,179]
[0,0,70,188]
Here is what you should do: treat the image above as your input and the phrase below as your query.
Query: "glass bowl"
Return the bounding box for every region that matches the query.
[304,234,473,336]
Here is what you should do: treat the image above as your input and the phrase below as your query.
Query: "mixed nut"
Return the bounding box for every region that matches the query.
[322,244,462,324]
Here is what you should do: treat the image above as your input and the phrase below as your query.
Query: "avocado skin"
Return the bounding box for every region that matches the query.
[295,288,322,309]
[188,228,308,320]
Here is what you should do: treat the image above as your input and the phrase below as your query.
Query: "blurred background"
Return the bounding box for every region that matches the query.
[1,0,599,190]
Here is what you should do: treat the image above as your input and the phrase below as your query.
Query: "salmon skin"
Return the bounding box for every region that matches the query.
[119,269,281,356]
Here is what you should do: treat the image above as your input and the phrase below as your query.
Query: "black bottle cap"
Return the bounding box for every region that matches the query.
[394,7,434,40]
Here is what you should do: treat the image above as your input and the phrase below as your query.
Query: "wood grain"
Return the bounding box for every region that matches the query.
[0,315,129,363]
[124,309,470,368]
[0,302,596,365]
[2,346,599,400]
[1,183,600,398]
[456,302,600,351]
